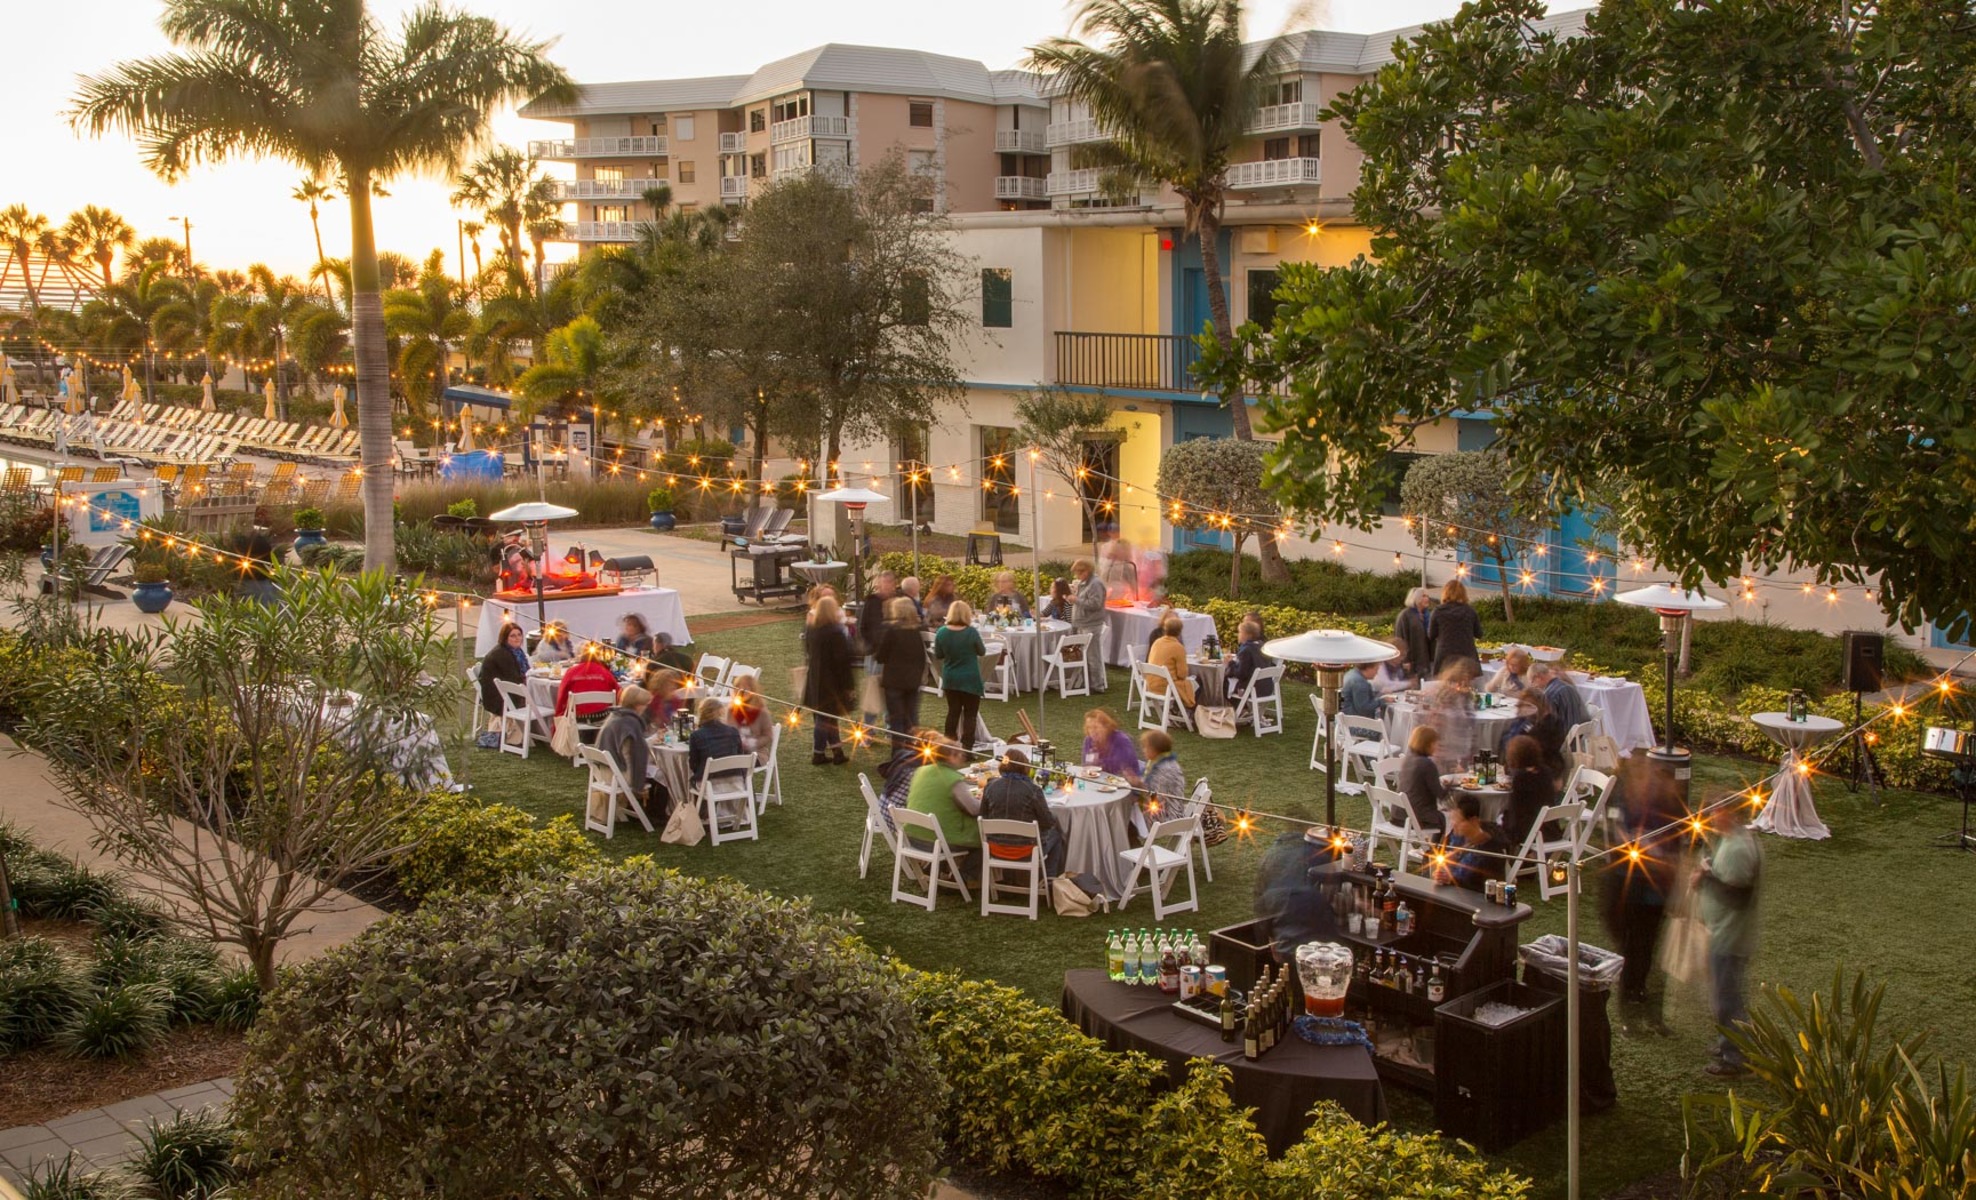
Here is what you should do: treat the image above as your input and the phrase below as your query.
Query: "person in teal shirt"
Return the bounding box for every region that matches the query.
[934,601,987,747]
[905,736,981,878]
[1699,802,1764,1076]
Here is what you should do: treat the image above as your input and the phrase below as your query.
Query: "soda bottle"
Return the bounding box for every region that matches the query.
[1190,930,1208,971]
[1138,930,1154,983]
[1107,930,1125,982]
[1123,931,1141,984]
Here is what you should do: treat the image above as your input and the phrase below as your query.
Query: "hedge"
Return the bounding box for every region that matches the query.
[388,788,601,902]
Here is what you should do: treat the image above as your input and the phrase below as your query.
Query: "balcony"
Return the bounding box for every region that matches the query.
[1226,157,1322,189]
[1046,167,1102,195]
[564,221,642,243]
[769,115,851,145]
[720,176,748,201]
[718,132,747,154]
[771,160,853,184]
[1249,102,1323,133]
[1055,332,1203,392]
[528,135,666,160]
[1045,116,1104,147]
[550,178,664,201]
[995,129,1046,154]
[994,176,1047,201]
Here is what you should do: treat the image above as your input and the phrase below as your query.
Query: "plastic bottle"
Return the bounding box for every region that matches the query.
[1123,930,1141,984]
[1107,930,1125,982]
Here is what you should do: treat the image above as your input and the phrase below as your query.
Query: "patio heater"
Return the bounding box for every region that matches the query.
[1261,629,1399,829]
[1613,583,1727,807]
[815,486,887,602]
[489,500,579,634]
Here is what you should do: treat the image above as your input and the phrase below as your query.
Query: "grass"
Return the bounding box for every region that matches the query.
[439,617,1976,1199]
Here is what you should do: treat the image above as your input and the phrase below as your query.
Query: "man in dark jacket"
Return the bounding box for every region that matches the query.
[857,570,900,656]
[978,749,1066,877]
[1394,588,1434,679]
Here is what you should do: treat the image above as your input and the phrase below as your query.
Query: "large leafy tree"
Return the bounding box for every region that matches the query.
[1018,386,1121,563]
[1222,0,1976,638]
[451,145,554,293]
[0,206,52,311]
[516,313,611,422]
[71,0,571,572]
[1154,436,1280,597]
[1028,0,1292,583]
[1399,451,1552,621]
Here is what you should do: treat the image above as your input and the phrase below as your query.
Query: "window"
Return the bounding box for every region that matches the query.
[596,205,628,223]
[908,149,937,175]
[1268,79,1303,106]
[750,152,767,179]
[909,100,934,127]
[1263,137,1290,161]
[593,165,624,185]
[980,268,1012,328]
[979,426,1021,532]
[900,272,931,326]
[1297,133,1321,159]
[677,161,696,184]
[1247,269,1281,328]
[749,108,766,132]
[650,115,667,134]
[1378,451,1426,516]
[674,115,695,141]
[1077,436,1120,542]
[894,426,934,523]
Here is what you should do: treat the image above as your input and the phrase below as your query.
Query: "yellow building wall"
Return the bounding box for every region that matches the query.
[1109,409,1161,547]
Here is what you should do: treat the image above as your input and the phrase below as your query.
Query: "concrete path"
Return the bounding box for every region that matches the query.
[0,1079,235,1190]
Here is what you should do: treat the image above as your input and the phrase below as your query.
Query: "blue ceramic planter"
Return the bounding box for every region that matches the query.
[132,580,174,614]
[649,511,677,532]
[292,528,328,552]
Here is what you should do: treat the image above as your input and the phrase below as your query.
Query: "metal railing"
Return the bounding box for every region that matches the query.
[718,132,747,154]
[1248,102,1323,133]
[550,178,665,200]
[769,114,851,144]
[1046,167,1101,195]
[566,221,642,242]
[994,176,1047,200]
[1055,332,1204,392]
[995,129,1047,154]
[1045,116,1103,147]
[529,135,667,159]
[719,176,748,199]
[1226,157,1322,188]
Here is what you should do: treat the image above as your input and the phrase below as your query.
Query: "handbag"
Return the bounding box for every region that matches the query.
[1658,854,1709,984]
[1195,705,1238,739]
[549,713,579,757]
[858,673,883,717]
[661,795,706,845]
[1050,872,1109,917]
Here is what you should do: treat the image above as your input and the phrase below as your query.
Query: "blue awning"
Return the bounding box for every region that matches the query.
[440,384,513,414]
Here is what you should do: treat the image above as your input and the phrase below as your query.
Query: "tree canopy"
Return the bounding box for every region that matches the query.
[1154,436,1278,597]
[1217,0,1976,638]
[1400,450,1552,621]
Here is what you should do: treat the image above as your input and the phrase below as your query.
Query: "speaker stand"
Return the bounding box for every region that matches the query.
[1842,692,1882,803]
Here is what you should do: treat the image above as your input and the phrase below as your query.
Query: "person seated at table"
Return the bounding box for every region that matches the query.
[595,684,667,820]
[1081,709,1143,787]
[651,630,693,674]
[1502,733,1561,847]
[610,613,654,660]
[475,622,530,747]
[1340,661,1382,720]
[644,666,689,728]
[1499,687,1568,782]
[977,748,1066,878]
[555,643,620,718]
[1224,619,1275,702]
[726,672,776,760]
[1434,793,1510,890]
[530,622,575,664]
[924,574,959,628]
[984,571,1031,618]
[876,745,923,833]
[1397,725,1448,836]
[1532,661,1592,738]
[1373,637,1415,697]
[1041,577,1076,623]
[1145,617,1197,712]
[1145,605,1176,655]
[1138,729,1188,824]
[688,696,750,788]
[905,735,981,878]
[1485,647,1533,696]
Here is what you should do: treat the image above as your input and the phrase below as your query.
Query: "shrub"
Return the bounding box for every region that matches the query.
[90,935,225,1025]
[291,506,325,531]
[20,1154,131,1200]
[11,854,122,920]
[0,937,90,1053]
[444,497,478,520]
[646,485,675,512]
[391,523,488,589]
[60,983,170,1060]
[389,791,601,902]
[234,866,942,1199]
[127,1111,238,1200]
[871,552,1011,610]
[200,966,263,1033]
[131,561,170,585]
[1266,1103,1532,1198]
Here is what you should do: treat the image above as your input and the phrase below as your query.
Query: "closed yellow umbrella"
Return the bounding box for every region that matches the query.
[64,370,84,415]
[200,371,217,412]
[263,376,278,421]
[456,408,476,451]
[1,360,17,407]
[329,384,349,429]
[124,366,145,423]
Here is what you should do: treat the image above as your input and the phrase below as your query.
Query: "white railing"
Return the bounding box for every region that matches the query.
[1045,167,1102,195]
[1248,102,1323,134]
[1226,157,1322,189]
[772,160,853,184]
[550,178,664,200]
[769,115,851,144]
[994,176,1046,200]
[567,221,642,242]
[1045,117,1103,147]
[720,176,748,200]
[718,132,747,154]
[995,129,1046,154]
[528,136,667,159]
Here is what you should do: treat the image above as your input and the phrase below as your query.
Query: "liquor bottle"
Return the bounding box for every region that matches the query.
[1219,988,1237,1042]
[1260,986,1276,1052]
[1243,1007,1260,1061]
[1381,880,1399,936]
[1107,930,1125,982]
[1426,960,1446,1003]
[1395,955,1414,996]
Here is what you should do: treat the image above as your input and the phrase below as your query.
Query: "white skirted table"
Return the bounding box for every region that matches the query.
[976,618,1070,692]
[1048,773,1136,899]
[1102,605,1216,667]
[1574,676,1656,752]
[790,560,848,591]
[475,587,690,656]
[1748,711,1842,840]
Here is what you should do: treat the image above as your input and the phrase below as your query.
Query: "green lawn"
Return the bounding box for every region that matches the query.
[443,618,1976,1199]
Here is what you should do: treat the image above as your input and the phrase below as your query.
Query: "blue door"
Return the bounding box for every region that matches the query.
[1179,267,1212,387]
[1547,507,1615,597]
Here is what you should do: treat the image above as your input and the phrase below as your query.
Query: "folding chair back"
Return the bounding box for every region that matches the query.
[889,807,972,910]
[576,744,653,839]
[1508,800,1587,900]
[697,754,759,845]
[979,818,1044,919]
[1234,665,1285,736]
[1136,664,1192,732]
[494,679,549,759]
[857,772,900,879]
[1117,817,1199,920]
[1042,633,1094,699]
[1367,784,1428,870]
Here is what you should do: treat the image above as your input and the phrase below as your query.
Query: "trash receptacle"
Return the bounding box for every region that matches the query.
[1433,980,1567,1151]
[1518,934,1623,1112]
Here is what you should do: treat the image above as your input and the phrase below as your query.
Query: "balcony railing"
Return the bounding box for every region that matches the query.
[1056,332,1204,392]
[1045,116,1103,147]
[1226,157,1322,189]
[719,176,748,200]
[769,114,851,144]
[1045,167,1101,195]
[1248,102,1323,133]
[995,129,1046,154]
[565,221,642,243]
[994,176,1047,201]
[529,136,666,160]
[718,132,747,154]
[771,160,853,184]
[550,178,664,200]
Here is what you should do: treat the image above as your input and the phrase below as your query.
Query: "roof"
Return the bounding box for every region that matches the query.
[733,44,1007,105]
[521,74,751,118]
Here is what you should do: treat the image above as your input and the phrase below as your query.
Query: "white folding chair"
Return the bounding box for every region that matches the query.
[1337,715,1397,794]
[1309,694,1332,772]
[1563,720,1595,769]
[1124,640,1147,711]
[979,818,1045,920]
[751,722,782,813]
[693,653,732,695]
[723,663,762,700]
[1116,817,1199,920]
[1508,800,1587,900]
[577,744,653,839]
[1232,665,1284,736]
[890,808,973,910]
[1135,664,1193,733]
[494,679,551,759]
[695,754,758,845]
[1040,633,1093,699]
[920,633,945,698]
[979,646,1014,703]
[1562,765,1620,848]
[857,772,901,880]
[566,689,617,765]
[1366,784,1430,871]
[1182,778,1215,882]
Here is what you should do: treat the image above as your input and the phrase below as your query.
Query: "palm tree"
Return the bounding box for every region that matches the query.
[383,251,472,423]
[516,313,609,421]
[522,177,564,295]
[130,235,191,277]
[77,260,182,400]
[1028,0,1291,579]
[451,145,549,293]
[0,206,51,311]
[292,177,337,303]
[72,0,572,572]
[247,265,315,413]
[63,206,136,289]
[461,220,486,287]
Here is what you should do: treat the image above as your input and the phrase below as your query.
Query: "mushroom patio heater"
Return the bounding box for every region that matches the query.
[815,486,887,602]
[489,500,579,633]
[1613,583,1727,806]
[1262,629,1400,829]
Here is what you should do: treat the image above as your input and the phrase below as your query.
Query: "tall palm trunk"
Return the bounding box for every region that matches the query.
[309,200,332,304]
[348,173,396,573]
[1194,204,1290,584]
[96,253,114,289]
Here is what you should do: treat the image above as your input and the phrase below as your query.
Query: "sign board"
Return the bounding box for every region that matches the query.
[61,480,164,548]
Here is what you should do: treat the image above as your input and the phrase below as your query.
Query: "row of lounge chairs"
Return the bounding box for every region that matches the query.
[0,404,240,468]
[105,401,360,465]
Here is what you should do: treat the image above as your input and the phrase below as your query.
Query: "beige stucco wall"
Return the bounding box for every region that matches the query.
[941,99,1000,213]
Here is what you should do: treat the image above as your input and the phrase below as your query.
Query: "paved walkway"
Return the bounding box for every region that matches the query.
[0,1080,235,1189]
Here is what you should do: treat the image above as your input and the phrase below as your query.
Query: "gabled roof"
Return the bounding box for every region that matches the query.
[521,74,751,119]
[734,43,1006,105]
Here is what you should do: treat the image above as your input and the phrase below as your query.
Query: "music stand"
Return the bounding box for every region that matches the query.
[1921,726,1974,853]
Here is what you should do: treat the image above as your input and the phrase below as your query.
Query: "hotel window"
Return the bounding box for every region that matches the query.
[677,161,696,184]
[1263,137,1290,161]
[979,426,1021,532]
[750,152,767,179]
[674,115,695,141]
[1247,269,1281,328]
[650,115,667,134]
[1267,79,1302,106]
[909,100,934,127]
[596,205,627,223]
[980,268,1012,328]
[749,108,767,132]
[900,272,931,326]
[1297,134,1320,158]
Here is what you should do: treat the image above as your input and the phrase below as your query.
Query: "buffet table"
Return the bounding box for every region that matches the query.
[1061,969,1387,1155]
[474,587,690,656]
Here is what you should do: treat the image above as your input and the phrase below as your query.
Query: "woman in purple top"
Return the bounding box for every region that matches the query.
[1080,709,1144,787]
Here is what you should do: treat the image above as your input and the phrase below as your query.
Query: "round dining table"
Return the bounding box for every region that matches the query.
[974,617,1070,693]
[1047,771,1138,899]
[1186,655,1232,704]
[790,559,848,591]
[1385,696,1520,761]
[1440,774,1510,824]
[1748,711,1842,840]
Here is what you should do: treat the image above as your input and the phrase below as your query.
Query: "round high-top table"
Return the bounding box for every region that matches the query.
[1748,711,1842,840]
[790,559,848,591]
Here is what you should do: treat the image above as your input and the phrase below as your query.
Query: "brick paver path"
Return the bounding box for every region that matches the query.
[0,1078,234,1189]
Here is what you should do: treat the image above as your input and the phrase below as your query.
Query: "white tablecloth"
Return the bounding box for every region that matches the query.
[976,618,1070,692]
[305,688,452,791]
[1048,777,1135,899]
[1442,777,1509,824]
[1576,677,1655,752]
[1748,711,1841,840]
[1386,698,1519,763]
[475,587,690,656]
[1103,605,1216,667]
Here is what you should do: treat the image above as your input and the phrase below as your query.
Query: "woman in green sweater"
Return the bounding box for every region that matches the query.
[906,736,981,878]
[934,601,988,748]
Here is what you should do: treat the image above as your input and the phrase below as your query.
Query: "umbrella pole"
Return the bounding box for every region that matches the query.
[1031,453,1044,733]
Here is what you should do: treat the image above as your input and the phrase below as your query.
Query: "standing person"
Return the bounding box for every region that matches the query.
[1604,754,1682,1036]
[875,596,928,753]
[1394,588,1434,679]
[1396,725,1449,836]
[934,601,987,745]
[1225,618,1275,703]
[984,571,1031,617]
[594,685,666,821]
[1699,801,1763,1077]
[1430,580,1482,679]
[1069,558,1111,692]
[1424,663,1478,770]
[1080,709,1143,787]
[857,571,900,657]
[978,748,1066,877]
[899,576,925,624]
[904,735,981,878]
[726,673,775,761]
[476,622,530,748]
[802,595,856,766]
[924,574,959,628]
